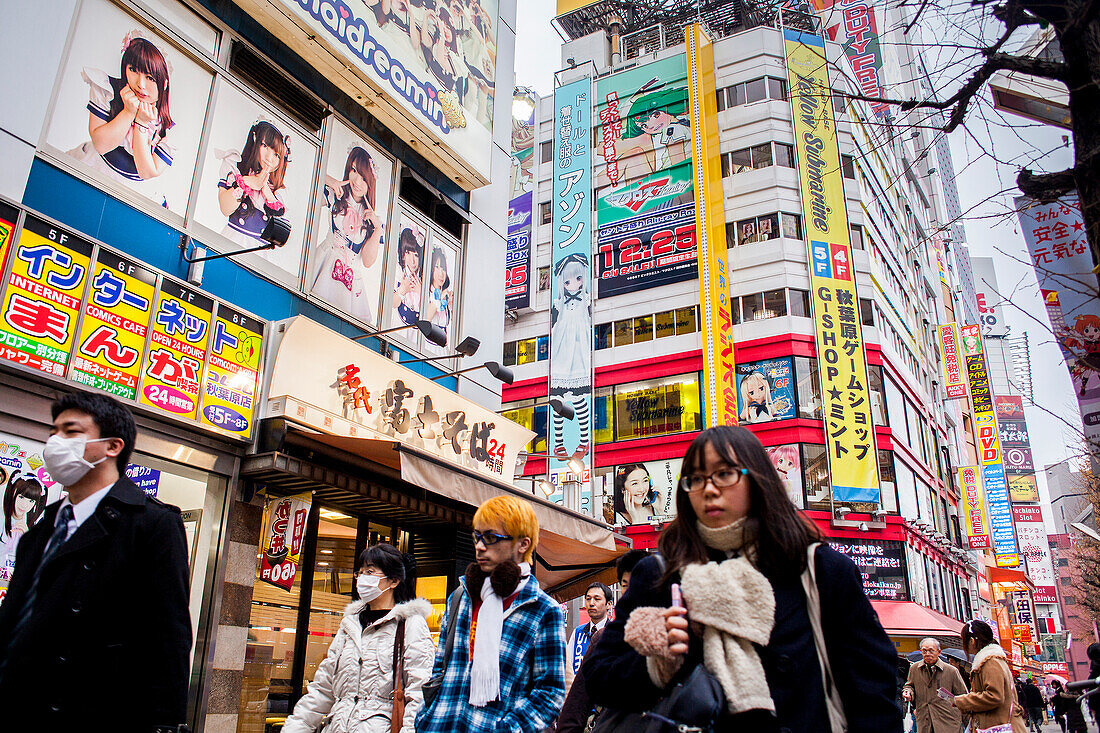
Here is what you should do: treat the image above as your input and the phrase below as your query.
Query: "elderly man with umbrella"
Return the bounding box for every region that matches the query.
[902,638,969,733]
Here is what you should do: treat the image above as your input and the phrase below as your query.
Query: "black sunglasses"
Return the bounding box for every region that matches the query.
[471,530,514,547]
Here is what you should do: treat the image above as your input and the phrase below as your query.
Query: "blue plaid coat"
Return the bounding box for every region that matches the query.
[415,574,566,733]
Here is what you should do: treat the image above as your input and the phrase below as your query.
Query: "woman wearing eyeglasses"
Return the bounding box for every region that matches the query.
[583,425,901,731]
[282,542,435,733]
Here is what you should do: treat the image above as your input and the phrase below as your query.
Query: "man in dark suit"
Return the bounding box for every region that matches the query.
[0,391,191,732]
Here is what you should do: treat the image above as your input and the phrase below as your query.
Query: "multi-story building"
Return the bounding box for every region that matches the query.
[503,0,988,655]
[0,1,621,731]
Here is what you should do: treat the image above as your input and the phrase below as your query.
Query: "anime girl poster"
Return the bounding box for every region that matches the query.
[766,444,805,508]
[420,236,459,356]
[44,0,213,216]
[192,82,318,283]
[386,212,429,345]
[306,120,394,327]
[0,432,63,604]
[736,358,796,423]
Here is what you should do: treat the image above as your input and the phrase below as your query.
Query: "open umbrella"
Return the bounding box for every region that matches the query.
[1046,673,1069,685]
[906,648,969,664]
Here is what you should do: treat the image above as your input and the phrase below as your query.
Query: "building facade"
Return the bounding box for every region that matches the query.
[0,2,624,732]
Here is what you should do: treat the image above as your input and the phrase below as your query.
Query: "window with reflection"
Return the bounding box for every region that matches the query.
[501,401,548,453]
[795,356,822,419]
[593,386,614,444]
[868,364,888,426]
[612,374,701,441]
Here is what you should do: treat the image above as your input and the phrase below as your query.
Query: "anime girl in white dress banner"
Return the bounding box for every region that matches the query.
[44,0,213,215]
[307,119,394,327]
[549,78,593,482]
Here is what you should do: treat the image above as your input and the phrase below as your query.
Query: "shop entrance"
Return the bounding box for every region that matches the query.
[236,488,469,733]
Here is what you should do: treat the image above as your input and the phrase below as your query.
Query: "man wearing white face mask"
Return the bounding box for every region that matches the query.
[0,391,191,733]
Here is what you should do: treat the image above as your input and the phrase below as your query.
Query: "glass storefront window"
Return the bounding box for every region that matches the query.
[763,289,786,319]
[516,337,538,365]
[594,322,612,349]
[655,310,676,338]
[501,402,548,453]
[868,364,887,426]
[633,315,654,343]
[676,306,698,334]
[795,357,822,419]
[803,443,830,507]
[789,289,810,318]
[614,319,634,347]
[613,374,701,441]
[593,386,614,444]
[301,510,360,694]
[503,340,517,366]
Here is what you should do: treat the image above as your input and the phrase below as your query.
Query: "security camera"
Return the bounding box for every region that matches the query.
[260,216,292,248]
[858,521,869,532]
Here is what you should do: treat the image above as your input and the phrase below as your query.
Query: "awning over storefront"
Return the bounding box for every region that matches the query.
[871,600,965,638]
[244,424,628,600]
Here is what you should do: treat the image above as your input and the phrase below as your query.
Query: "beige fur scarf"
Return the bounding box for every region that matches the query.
[682,556,776,714]
[624,555,776,715]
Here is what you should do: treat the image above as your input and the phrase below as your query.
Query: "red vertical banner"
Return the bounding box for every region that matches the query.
[258,491,313,590]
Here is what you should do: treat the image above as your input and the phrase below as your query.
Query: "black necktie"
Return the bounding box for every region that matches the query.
[5,505,75,651]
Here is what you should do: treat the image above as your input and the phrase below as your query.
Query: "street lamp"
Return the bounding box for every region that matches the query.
[396,336,481,364]
[430,360,514,385]
[352,319,448,348]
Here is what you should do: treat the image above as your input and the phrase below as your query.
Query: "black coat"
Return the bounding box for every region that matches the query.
[1022,681,1044,708]
[0,477,191,731]
[583,545,902,733]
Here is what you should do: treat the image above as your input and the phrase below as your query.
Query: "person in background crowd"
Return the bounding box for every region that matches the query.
[565,582,612,690]
[584,425,902,731]
[1022,676,1045,732]
[555,550,649,733]
[1049,679,1069,733]
[415,495,565,733]
[950,620,1027,733]
[281,543,434,732]
[1053,679,1089,733]
[902,637,967,733]
[1089,642,1100,723]
[0,391,191,732]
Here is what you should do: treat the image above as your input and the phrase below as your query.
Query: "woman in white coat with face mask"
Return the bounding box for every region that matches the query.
[282,543,435,733]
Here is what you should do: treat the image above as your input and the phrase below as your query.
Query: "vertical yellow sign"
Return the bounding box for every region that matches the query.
[784,29,879,502]
[687,24,737,427]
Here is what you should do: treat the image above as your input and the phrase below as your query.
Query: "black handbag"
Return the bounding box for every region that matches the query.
[590,663,725,733]
[421,588,464,708]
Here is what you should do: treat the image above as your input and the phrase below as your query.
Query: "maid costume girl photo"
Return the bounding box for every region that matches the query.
[422,246,453,339]
[215,119,292,260]
[1,472,48,583]
[68,30,175,208]
[550,252,592,461]
[310,145,386,322]
[392,227,424,326]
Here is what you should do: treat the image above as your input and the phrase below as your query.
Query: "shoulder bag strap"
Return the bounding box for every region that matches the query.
[802,542,848,733]
[392,618,407,696]
[440,587,464,667]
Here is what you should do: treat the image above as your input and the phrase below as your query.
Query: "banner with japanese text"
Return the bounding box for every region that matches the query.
[1012,504,1058,604]
[785,29,879,503]
[960,324,1019,566]
[140,280,213,421]
[549,75,593,501]
[258,491,313,590]
[809,0,890,118]
[938,322,968,399]
[689,25,738,429]
[72,250,157,400]
[200,304,264,438]
[958,465,991,549]
[996,395,1040,502]
[506,91,535,310]
[0,215,93,378]
[594,53,698,298]
[0,205,266,441]
[1015,195,1100,466]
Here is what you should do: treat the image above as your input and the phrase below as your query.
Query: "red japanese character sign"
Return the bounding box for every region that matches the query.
[0,216,93,378]
[258,491,313,590]
[72,249,157,400]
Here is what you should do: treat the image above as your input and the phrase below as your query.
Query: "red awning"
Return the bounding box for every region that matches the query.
[871,600,965,637]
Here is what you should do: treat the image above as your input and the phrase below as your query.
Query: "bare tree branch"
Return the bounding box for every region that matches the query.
[1018,166,1079,201]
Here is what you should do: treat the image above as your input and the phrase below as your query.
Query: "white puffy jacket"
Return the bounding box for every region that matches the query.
[282,597,435,733]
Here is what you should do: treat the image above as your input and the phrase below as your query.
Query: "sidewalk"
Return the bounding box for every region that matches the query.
[1038,719,1099,732]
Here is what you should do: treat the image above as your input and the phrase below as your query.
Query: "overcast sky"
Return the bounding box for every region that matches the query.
[512,1,1085,511]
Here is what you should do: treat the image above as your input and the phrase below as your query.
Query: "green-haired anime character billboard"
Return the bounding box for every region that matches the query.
[595,54,695,227]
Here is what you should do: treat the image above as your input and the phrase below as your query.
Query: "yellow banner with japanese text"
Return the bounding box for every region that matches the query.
[784,29,879,502]
[688,24,737,427]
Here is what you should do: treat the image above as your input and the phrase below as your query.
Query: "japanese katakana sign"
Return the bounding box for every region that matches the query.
[0,216,92,378]
[139,279,213,421]
[996,395,1039,502]
[258,490,312,590]
[265,317,533,485]
[199,304,263,437]
[548,74,594,506]
[961,324,1019,566]
[785,29,879,503]
[71,250,156,400]
[937,322,968,400]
